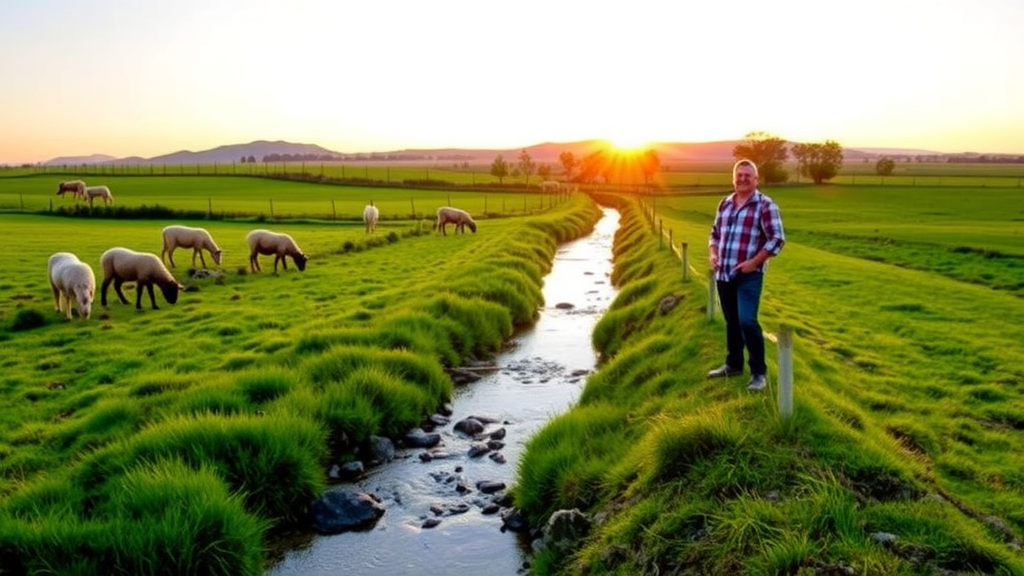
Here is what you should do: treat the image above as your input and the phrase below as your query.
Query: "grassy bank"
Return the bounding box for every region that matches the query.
[515,188,1024,574]
[0,190,601,575]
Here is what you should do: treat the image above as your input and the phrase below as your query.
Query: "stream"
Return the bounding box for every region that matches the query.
[266,207,620,576]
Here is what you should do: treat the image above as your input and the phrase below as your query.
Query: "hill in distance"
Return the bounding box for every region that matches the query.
[41,139,953,167]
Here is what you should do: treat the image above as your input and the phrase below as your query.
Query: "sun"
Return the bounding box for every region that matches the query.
[606,134,651,153]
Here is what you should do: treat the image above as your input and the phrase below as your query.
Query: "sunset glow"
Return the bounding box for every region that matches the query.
[1,0,1023,164]
[606,136,651,154]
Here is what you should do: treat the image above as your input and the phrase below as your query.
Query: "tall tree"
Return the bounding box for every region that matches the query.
[537,163,552,181]
[577,150,607,184]
[559,151,578,182]
[639,149,660,186]
[732,131,789,184]
[791,140,844,184]
[517,149,536,186]
[490,155,509,184]
[875,157,896,176]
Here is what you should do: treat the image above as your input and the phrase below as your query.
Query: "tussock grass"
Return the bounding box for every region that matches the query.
[517,189,1024,574]
[0,180,600,574]
[0,459,265,576]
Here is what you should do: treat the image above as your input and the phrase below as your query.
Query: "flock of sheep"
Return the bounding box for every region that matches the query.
[46,199,478,321]
[56,180,114,206]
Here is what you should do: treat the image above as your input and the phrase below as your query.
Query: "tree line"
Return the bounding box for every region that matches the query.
[489,147,662,187]
[487,133,852,188]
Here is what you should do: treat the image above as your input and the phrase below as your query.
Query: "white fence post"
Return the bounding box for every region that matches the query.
[778,325,794,419]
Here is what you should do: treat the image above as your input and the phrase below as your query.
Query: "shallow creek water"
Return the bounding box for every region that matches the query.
[266,207,620,576]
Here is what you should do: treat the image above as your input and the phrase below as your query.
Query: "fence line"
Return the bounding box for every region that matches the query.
[0,191,571,221]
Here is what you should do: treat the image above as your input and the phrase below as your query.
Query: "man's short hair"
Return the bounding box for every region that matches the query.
[733,159,759,178]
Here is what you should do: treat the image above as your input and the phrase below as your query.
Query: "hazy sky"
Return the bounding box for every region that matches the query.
[2,0,1022,164]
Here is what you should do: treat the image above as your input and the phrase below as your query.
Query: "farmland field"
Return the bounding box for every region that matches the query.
[0,174,559,219]
[516,183,1024,574]
[3,167,1024,574]
[0,173,598,575]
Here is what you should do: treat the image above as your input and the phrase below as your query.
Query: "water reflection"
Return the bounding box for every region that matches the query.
[267,208,620,576]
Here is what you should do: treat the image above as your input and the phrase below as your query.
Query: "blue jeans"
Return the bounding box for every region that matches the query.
[716,272,766,376]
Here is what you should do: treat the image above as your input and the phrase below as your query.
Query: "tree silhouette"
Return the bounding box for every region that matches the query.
[792,140,844,184]
[490,155,509,184]
[517,149,536,186]
[559,151,578,182]
[875,157,896,176]
[733,132,789,184]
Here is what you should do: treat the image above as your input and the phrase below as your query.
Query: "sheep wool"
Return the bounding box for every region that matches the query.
[48,252,95,320]
[161,225,223,269]
[434,206,477,235]
[363,204,380,234]
[247,229,308,273]
[101,247,184,310]
[84,185,114,206]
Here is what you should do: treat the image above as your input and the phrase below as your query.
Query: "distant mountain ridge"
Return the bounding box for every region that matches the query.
[42,139,957,167]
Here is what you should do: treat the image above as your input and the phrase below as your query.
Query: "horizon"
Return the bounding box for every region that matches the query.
[2,0,1023,165]
[29,138,989,168]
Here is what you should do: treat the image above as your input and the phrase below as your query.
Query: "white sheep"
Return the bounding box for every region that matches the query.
[84,185,114,206]
[434,206,477,235]
[363,203,380,233]
[100,247,184,310]
[56,180,87,201]
[246,229,308,273]
[161,225,223,269]
[47,252,95,320]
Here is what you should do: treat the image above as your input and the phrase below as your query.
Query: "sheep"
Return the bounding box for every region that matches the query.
[161,225,223,269]
[56,180,86,200]
[246,229,308,273]
[434,206,477,235]
[100,247,184,310]
[363,203,380,233]
[84,185,114,206]
[47,252,95,320]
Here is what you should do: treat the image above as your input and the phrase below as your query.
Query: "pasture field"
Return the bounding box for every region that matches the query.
[0,187,600,574]
[0,174,560,219]
[9,158,1024,191]
[516,186,1024,574]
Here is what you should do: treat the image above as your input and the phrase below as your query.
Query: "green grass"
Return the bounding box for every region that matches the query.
[516,187,1024,574]
[0,173,560,218]
[0,181,601,574]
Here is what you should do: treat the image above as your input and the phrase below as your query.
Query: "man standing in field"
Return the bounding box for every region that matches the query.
[707,159,785,391]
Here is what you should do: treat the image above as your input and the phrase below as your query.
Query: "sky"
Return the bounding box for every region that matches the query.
[2,0,1023,164]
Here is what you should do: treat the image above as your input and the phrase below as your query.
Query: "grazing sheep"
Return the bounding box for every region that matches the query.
[363,203,380,233]
[84,185,114,206]
[47,252,95,320]
[161,225,223,269]
[434,206,477,235]
[56,180,86,200]
[101,247,184,310]
[246,229,308,273]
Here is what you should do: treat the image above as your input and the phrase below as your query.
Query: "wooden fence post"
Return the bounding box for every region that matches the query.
[681,243,689,282]
[658,220,664,249]
[707,269,717,321]
[778,325,794,419]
